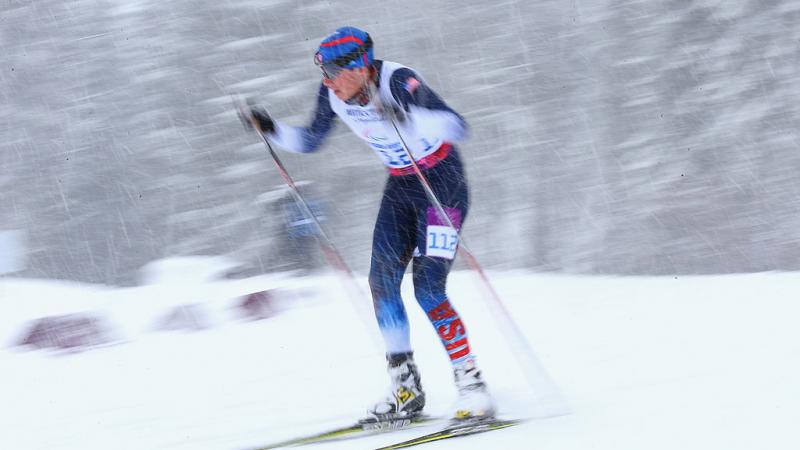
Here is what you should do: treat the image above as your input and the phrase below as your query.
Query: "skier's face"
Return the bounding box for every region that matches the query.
[322,67,370,101]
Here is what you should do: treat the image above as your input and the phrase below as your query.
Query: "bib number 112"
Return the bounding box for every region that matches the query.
[426,225,459,259]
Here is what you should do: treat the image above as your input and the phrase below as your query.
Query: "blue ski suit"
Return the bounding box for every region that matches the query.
[266,60,474,365]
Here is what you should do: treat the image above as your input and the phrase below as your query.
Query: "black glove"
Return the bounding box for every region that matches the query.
[237,101,275,134]
[381,100,407,124]
[251,106,275,134]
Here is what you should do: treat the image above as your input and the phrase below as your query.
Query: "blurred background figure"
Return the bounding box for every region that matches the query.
[262,182,326,275]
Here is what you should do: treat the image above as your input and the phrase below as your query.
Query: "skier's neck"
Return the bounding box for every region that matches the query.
[345,67,379,106]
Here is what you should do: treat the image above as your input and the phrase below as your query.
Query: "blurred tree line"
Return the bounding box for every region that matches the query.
[1,0,798,284]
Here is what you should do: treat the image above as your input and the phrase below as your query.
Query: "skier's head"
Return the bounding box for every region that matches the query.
[315,27,375,101]
[314,26,374,80]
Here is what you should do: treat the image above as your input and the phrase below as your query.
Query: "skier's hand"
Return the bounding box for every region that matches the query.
[391,103,407,124]
[380,100,407,125]
[237,101,275,134]
[250,106,275,134]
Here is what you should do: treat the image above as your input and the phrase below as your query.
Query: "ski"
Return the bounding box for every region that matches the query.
[374,417,523,450]
[252,415,440,449]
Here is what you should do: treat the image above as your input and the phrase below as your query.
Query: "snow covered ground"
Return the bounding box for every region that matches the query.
[1,270,799,450]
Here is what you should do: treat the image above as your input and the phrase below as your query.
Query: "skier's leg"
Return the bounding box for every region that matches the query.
[410,150,472,365]
[411,150,495,420]
[368,181,417,355]
[368,178,425,417]
[412,209,473,366]
[413,252,494,419]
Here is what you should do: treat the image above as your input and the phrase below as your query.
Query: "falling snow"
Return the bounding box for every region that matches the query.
[2,2,800,449]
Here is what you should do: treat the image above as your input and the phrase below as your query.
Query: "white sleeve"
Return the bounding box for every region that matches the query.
[406,105,469,143]
[266,121,310,154]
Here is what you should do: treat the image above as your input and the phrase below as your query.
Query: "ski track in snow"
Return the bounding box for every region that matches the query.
[1,271,799,450]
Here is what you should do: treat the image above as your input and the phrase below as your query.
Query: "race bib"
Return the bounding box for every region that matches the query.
[426,225,459,259]
[424,207,462,260]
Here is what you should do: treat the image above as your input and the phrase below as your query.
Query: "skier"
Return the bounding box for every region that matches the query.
[239,26,495,421]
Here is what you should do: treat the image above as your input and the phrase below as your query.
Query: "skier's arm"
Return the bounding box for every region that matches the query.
[388,68,468,142]
[268,83,336,153]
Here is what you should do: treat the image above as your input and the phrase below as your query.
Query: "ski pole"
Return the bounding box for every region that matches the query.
[374,92,571,417]
[233,97,379,346]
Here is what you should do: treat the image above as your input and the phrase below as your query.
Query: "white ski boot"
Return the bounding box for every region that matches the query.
[368,352,426,419]
[452,359,496,421]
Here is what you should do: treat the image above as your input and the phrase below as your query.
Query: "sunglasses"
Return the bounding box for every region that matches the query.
[316,60,347,80]
[314,35,373,80]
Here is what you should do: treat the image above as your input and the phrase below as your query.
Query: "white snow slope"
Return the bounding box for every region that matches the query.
[1,270,799,450]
